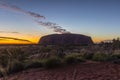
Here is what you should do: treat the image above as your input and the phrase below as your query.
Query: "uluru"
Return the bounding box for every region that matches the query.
[39,33,93,45]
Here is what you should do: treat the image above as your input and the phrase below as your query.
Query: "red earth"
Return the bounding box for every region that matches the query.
[1,61,120,80]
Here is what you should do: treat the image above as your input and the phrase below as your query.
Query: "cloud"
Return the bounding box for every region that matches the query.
[0,2,45,19]
[0,1,70,34]
[0,37,32,43]
[27,11,45,19]
[0,31,20,34]
[35,21,71,34]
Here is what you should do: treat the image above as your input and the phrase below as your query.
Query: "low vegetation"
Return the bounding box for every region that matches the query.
[43,57,62,68]
[64,53,85,64]
[0,38,120,78]
[24,60,43,69]
[92,52,111,61]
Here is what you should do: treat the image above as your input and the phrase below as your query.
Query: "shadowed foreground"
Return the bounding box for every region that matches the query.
[1,61,120,80]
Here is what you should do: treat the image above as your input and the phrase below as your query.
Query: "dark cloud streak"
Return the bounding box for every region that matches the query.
[0,1,70,34]
[0,31,20,34]
[35,21,71,34]
[0,2,45,19]
[0,37,32,43]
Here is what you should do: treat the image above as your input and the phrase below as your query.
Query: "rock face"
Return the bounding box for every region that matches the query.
[39,34,93,45]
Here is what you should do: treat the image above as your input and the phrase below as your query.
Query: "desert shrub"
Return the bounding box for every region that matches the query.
[110,50,120,64]
[0,70,2,77]
[76,56,85,62]
[8,61,24,74]
[0,67,7,79]
[110,54,120,60]
[24,60,43,69]
[0,48,28,66]
[82,53,94,60]
[43,57,62,69]
[112,38,120,49]
[64,55,77,64]
[0,51,10,67]
[56,49,65,58]
[109,50,120,63]
[0,48,29,76]
[64,53,85,64]
[92,53,111,61]
[111,54,119,59]
[7,48,29,62]
[40,47,52,53]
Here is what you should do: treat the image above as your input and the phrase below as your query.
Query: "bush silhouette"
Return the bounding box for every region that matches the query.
[43,57,62,68]
[64,53,85,64]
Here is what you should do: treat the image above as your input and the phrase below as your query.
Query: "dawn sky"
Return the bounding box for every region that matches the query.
[0,0,120,44]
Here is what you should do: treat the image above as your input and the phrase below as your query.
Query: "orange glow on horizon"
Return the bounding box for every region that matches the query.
[93,38,102,43]
[0,33,114,44]
[0,33,41,44]
[92,36,113,43]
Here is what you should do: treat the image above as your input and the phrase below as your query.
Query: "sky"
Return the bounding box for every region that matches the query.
[0,0,120,44]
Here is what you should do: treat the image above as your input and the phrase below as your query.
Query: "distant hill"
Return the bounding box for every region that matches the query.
[39,34,93,45]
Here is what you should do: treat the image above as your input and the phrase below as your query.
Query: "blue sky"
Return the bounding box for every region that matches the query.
[0,0,120,43]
